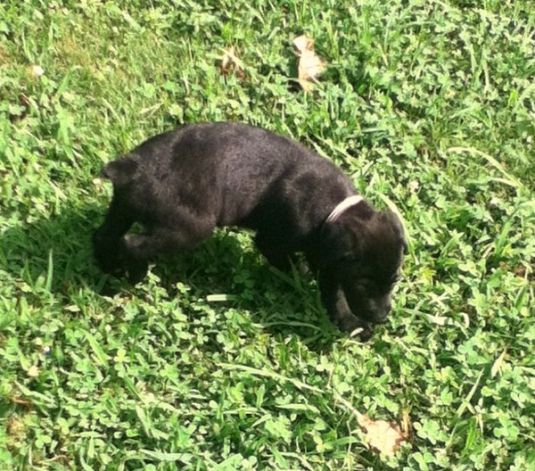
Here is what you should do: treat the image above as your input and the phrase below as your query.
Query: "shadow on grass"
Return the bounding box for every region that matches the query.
[0,204,338,350]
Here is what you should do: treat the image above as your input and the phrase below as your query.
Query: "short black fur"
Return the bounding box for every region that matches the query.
[93,123,406,340]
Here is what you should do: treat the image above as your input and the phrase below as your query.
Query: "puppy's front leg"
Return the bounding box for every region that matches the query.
[254,233,298,272]
[318,272,372,340]
[116,228,201,283]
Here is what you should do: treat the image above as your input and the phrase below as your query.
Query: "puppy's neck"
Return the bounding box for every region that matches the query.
[325,195,375,224]
[325,196,363,224]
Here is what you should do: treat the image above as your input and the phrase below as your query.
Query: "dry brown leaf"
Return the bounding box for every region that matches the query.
[10,396,32,406]
[333,393,408,457]
[358,414,407,456]
[219,47,244,79]
[293,34,326,91]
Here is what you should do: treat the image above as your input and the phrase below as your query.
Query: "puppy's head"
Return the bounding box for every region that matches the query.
[321,203,406,325]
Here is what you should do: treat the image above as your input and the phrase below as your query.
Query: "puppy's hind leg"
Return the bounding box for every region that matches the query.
[123,223,214,281]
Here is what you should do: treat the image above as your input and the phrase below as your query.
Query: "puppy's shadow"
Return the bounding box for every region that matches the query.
[152,234,338,351]
[1,205,337,351]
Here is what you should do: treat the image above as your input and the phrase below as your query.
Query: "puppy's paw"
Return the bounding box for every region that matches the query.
[337,315,373,341]
[124,258,148,284]
[120,235,149,283]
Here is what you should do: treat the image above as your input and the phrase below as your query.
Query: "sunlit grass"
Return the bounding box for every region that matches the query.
[0,1,533,469]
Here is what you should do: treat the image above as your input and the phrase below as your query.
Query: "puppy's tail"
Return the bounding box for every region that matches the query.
[100,153,139,186]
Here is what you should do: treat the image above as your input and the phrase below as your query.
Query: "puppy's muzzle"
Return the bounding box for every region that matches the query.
[358,298,392,325]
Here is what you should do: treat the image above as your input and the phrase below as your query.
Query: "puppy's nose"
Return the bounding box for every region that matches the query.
[374,313,389,324]
[374,304,391,324]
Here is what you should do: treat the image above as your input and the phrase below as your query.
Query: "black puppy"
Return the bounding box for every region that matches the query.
[93,123,406,339]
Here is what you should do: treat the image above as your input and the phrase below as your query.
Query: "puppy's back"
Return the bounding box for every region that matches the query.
[103,123,351,227]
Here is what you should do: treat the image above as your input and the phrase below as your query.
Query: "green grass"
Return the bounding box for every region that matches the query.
[1,0,534,469]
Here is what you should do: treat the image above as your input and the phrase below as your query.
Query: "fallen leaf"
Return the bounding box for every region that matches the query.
[334,393,407,457]
[9,396,32,407]
[219,47,244,79]
[358,414,406,456]
[293,34,326,91]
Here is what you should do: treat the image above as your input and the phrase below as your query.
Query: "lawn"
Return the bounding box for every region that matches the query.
[0,0,534,469]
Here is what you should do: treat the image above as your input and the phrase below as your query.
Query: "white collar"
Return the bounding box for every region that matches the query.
[325,195,364,224]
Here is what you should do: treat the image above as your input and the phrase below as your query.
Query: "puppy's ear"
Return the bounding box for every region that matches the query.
[101,154,139,186]
[319,221,361,266]
[385,210,408,252]
[402,234,408,253]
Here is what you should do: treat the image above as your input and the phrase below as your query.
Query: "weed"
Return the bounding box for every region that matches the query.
[0,0,533,469]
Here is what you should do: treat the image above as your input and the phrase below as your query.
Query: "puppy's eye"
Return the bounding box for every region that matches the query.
[357,279,376,292]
